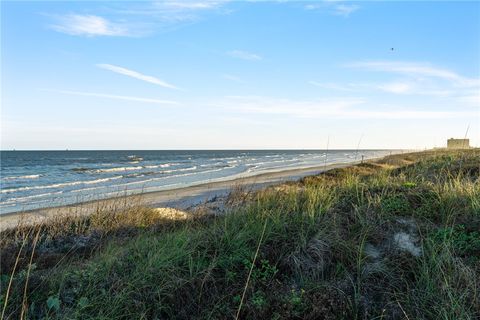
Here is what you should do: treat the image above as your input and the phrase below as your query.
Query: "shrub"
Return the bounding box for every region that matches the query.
[381,195,411,215]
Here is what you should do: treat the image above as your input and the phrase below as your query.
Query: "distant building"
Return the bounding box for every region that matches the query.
[447,138,469,149]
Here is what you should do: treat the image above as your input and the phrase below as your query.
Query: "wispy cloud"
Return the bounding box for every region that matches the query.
[220,96,363,118]
[227,50,262,61]
[50,14,131,37]
[305,1,359,17]
[96,64,179,89]
[222,74,244,83]
[309,80,414,94]
[48,1,230,37]
[310,61,480,109]
[308,81,354,91]
[348,61,479,87]
[45,89,179,105]
[210,96,473,119]
[376,82,414,94]
[161,1,227,10]
[333,4,359,17]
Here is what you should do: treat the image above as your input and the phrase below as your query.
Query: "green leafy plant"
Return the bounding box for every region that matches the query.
[431,225,480,256]
[381,195,411,214]
[46,296,60,312]
[403,182,417,188]
[251,291,266,309]
[289,288,306,315]
[242,258,278,284]
[77,297,89,309]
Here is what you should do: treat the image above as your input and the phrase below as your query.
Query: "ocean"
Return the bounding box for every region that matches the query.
[0,150,396,214]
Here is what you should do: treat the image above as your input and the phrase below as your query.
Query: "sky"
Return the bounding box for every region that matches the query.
[1,0,479,150]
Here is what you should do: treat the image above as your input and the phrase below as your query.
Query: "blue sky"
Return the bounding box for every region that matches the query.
[1,1,479,150]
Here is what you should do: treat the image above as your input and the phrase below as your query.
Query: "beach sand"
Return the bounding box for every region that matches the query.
[0,160,362,231]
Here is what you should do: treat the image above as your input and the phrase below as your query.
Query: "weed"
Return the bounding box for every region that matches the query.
[381,194,411,215]
[251,291,267,310]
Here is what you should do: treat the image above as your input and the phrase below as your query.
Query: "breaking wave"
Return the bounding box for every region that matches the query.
[1,176,122,194]
[3,174,41,181]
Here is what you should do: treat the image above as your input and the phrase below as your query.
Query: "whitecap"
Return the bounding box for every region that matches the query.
[3,191,63,203]
[3,174,41,181]
[1,176,122,194]
[94,166,143,173]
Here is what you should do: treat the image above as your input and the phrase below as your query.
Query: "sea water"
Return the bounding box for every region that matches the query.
[0,150,396,214]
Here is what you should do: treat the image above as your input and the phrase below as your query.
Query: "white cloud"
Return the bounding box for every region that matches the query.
[305,1,359,17]
[161,1,226,10]
[210,96,473,119]
[305,4,322,10]
[348,61,479,87]
[344,61,480,106]
[458,94,480,107]
[96,64,179,89]
[50,14,130,37]
[46,89,179,105]
[227,50,262,61]
[309,80,414,94]
[333,4,359,17]
[377,82,413,94]
[308,81,354,91]
[222,74,244,83]
[48,2,229,37]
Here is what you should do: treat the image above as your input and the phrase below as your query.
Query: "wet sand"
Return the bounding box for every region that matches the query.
[0,160,364,231]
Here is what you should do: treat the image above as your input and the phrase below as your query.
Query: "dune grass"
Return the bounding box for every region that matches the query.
[1,149,479,319]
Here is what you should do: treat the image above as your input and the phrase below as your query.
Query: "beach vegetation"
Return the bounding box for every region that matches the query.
[1,149,479,319]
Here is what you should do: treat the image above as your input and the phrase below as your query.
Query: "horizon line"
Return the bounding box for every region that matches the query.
[1,148,418,152]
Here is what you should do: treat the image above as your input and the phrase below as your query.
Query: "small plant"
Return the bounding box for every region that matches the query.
[226,270,237,283]
[232,294,241,304]
[288,289,305,315]
[431,225,480,256]
[46,295,60,312]
[403,182,417,188]
[381,194,411,215]
[242,259,278,284]
[77,297,89,309]
[256,259,278,282]
[251,291,267,309]
[412,190,441,218]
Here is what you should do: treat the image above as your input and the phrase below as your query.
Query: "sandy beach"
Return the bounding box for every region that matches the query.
[0,160,363,231]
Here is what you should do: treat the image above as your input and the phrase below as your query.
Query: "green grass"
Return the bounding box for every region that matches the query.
[1,149,479,319]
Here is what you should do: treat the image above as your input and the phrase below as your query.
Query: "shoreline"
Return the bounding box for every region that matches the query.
[0,158,383,231]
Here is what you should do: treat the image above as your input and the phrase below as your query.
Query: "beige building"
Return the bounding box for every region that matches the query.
[447,138,470,149]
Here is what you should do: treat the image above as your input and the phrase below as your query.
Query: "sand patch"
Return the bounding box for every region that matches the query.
[153,207,189,220]
[393,232,422,257]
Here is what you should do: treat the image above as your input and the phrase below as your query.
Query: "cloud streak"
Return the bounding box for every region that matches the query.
[161,1,227,10]
[348,61,479,87]
[96,64,179,89]
[211,96,473,119]
[46,89,179,105]
[333,4,360,17]
[308,81,355,91]
[50,14,131,37]
[310,61,479,109]
[48,2,229,37]
[227,50,262,61]
[305,1,359,17]
[222,74,244,83]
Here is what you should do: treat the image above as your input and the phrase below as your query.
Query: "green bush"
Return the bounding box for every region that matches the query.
[381,194,411,215]
[431,225,480,257]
